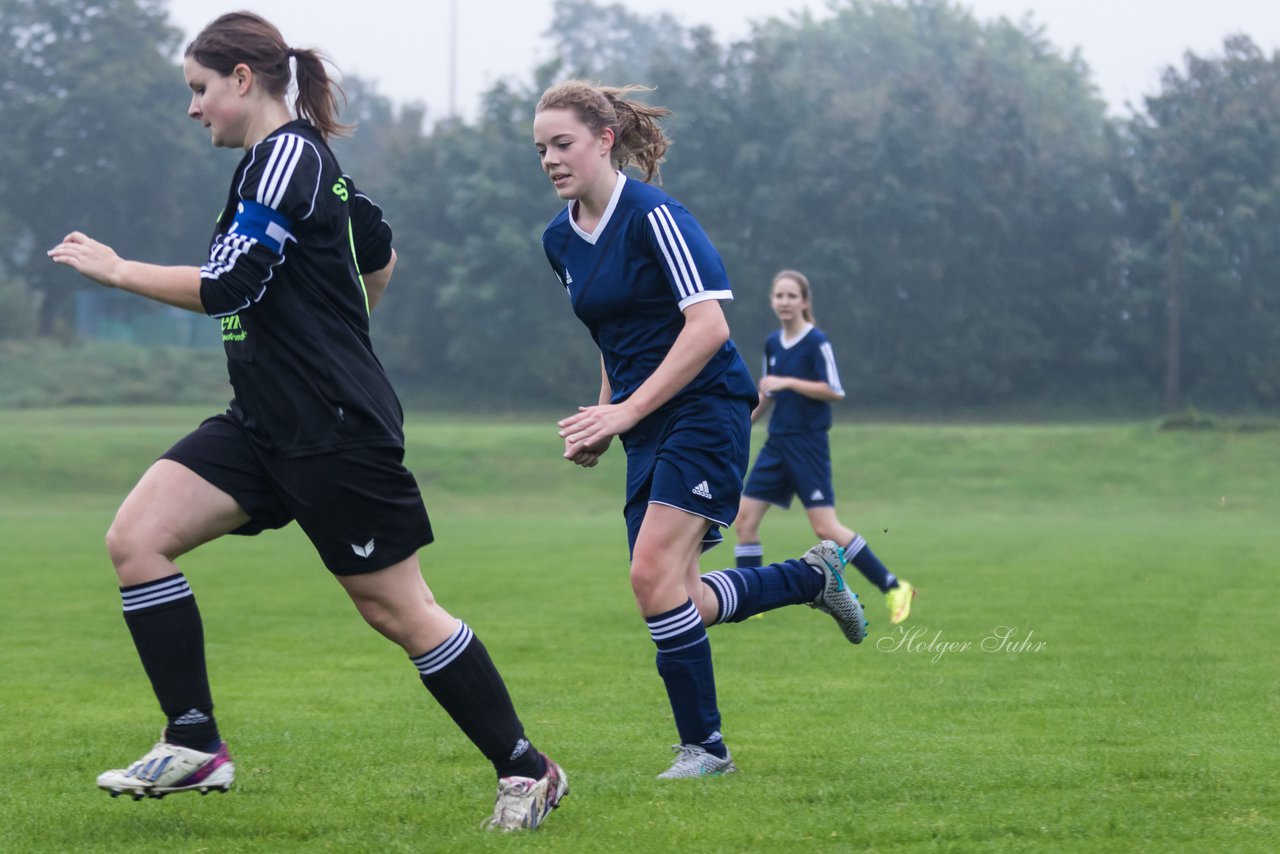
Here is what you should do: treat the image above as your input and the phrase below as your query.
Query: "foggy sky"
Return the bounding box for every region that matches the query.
[164,0,1280,120]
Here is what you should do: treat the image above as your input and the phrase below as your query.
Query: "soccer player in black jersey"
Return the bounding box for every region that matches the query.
[47,12,565,831]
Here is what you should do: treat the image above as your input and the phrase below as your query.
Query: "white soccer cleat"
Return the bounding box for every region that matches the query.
[484,753,568,831]
[656,744,737,779]
[97,739,234,800]
[805,540,868,644]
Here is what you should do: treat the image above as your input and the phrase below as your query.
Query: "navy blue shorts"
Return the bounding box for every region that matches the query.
[742,431,835,510]
[619,395,752,555]
[162,414,434,575]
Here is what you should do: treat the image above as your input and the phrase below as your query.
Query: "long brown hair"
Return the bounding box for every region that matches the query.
[772,269,815,324]
[536,80,671,183]
[185,12,350,140]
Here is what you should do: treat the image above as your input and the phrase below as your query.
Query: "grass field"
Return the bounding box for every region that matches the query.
[0,407,1276,852]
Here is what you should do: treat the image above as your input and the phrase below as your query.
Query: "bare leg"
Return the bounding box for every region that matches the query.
[631,503,712,617]
[336,554,459,654]
[732,495,770,546]
[104,459,249,755]
[106,459,250,585]
[804,505,857,548]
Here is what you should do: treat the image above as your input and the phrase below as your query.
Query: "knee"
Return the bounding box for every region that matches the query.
[811,522,839,542]
[354,599,397,638]
[811,517,850,544]
[733,516,758,541]
[349,587,441,650]
[629,558,671,610]
[104,517,145,573]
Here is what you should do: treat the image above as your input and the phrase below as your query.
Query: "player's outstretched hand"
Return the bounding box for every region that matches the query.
[47,232,124,287]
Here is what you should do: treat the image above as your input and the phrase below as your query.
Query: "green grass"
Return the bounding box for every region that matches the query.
[0,407,1277,852]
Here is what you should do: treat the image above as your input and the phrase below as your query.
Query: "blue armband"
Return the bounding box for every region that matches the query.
[228,199,294,255]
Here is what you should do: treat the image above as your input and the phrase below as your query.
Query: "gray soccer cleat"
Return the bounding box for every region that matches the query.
[657,744,737,779]
[804,540,868,644]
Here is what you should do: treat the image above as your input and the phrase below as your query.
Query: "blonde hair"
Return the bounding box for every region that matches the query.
[536,80,671,183]
[772,269,815,324]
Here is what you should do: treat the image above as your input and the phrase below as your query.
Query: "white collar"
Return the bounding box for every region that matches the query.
[780,322,814,349]
[569,172,627,244]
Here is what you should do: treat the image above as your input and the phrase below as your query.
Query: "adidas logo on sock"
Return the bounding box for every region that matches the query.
[692,481,713,499]
[172,708,210,726]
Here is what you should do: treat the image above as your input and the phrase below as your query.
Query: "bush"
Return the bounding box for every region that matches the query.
[0,339,231,408]
[0,278,36,340]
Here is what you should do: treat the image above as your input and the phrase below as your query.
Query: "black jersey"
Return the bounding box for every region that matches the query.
[199,119,402,456]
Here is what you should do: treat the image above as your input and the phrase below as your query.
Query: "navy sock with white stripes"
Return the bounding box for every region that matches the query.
[120,573,219,751]
[647,600,726,758]
[845,535,897,593]
[701,559,823,624]
[734,542,764,569]
[414,620,545,780]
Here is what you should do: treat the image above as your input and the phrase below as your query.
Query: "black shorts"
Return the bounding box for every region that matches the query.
[162,414,434,575]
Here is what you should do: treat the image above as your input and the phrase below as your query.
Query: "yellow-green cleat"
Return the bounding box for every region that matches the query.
[886,580,916,624]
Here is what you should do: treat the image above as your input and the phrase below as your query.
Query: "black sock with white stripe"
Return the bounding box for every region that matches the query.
[414,621,545,780]
[120,573,219,751]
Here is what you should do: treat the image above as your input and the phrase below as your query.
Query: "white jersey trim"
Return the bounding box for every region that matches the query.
[568,171,627,245]
[820,339,845,396]
[677,288,732,312]
[779,323,815,349]
[648,499,732,529]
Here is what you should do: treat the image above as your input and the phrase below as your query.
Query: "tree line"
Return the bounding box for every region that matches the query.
[4,0,1279,413]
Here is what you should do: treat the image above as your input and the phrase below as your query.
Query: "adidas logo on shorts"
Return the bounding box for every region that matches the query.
[692,481,713,499]
[810,489,825,501]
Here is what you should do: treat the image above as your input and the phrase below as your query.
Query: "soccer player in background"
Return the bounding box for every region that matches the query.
[534,80,869,780]
[734,270,916,625]
[47,12,565,831]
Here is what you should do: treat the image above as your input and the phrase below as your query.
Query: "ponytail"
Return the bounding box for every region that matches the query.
[536,80,671,183]
[289,46,351,140]
[186,12,351,141]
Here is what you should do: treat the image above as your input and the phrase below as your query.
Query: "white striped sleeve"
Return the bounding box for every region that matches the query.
[647,205,703,299]
[819,340,845,396]
[645,204,733,311]
[248,133,321,219]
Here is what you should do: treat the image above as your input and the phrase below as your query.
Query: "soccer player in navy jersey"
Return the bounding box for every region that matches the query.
[734,270,916,625]
[47,12,564,831]
[534,81,869,779]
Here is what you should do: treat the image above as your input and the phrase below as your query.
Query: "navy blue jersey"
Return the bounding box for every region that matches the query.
[542,174,756,406]
[200,119,403,456]
[762,324,844,434]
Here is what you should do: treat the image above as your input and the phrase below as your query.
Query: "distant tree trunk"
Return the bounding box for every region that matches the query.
[1164,202,1183,412]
